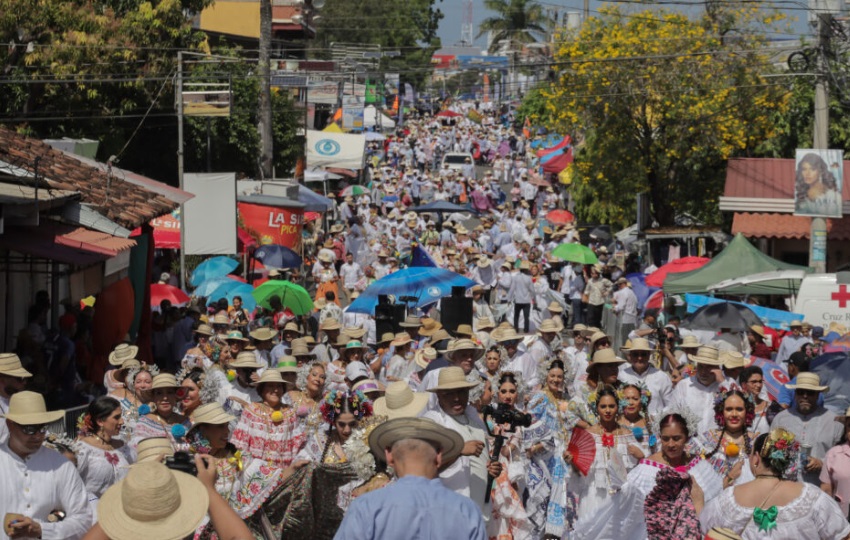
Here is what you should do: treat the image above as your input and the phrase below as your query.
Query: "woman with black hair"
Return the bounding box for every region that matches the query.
[738,365,782,436]
[692,389,757,488]
[74,396,136,520]
[701,428,850,539]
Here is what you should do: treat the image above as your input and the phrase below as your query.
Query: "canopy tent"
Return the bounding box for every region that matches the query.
[296,185,333,212]
[363,105,396,129]
[304,168,343,183]
[663,234,808,295]
[707,269,809,296]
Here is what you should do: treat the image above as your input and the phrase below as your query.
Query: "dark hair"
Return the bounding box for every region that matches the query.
[594,385,620,413]
[183,367,205,387]
[216,298,228,312]
[498,372,519,389]
[706,390,754,459]
[233,295,242,303]
[795,152,837,203]
[88,396,121,426]
[549,359,565,372]
[753,432,790,476]
[738,366,763,386]
[659,413,691,437]
[325,291,336,301]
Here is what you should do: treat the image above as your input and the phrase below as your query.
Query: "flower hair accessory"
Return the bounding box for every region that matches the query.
[759,428,801,479]
[343,415,388,482]
[619,381,652,413]
[713,389,755,429]
[650,405,701,439]
[76,412,96,436]
[126,364,160,393]
[320,390,374,425]
[489,370,527,405]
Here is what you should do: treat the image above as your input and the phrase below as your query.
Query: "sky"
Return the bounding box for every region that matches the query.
[435,0,815,51]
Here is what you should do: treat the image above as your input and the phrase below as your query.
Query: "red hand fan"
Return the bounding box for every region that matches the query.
[567,427,596,476]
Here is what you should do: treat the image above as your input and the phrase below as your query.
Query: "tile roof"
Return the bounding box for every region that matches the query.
[725,158,850,200]
[0,223,117,266]
[55,226,136,256]
[0,127,180,229]
[732,212,850,241]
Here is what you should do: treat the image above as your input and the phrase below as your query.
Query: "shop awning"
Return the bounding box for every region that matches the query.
[55,227,136,256]
[732,212,850,241]
[0,222,130,266]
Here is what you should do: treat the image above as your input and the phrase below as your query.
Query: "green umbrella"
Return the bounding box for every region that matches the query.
[551,243,599,265]
[252,280,314,315]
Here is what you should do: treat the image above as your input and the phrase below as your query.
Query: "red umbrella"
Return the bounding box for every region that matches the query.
[436,110,462,118]
[645,256,711,288]
[546,209,575,225]
[150,284,190,307]
[644,289,665,311]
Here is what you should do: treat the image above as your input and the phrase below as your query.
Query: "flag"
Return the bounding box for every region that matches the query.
[404,83,415,104]
[411,243,437,267]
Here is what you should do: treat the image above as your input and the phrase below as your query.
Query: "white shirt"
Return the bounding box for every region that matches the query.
[339,262,364,289]
[226,381,259,404]
[0,395,8,442]
[670,377,722,434]
[612,287,639,325]
[505,352,538,390]
[618,364,673,416]
[0,443,92,540]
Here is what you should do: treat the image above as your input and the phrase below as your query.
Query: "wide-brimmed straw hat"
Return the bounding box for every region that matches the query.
[429,328,452,345]
[369,417,464,464]
[135,437,175,463]
[476,317,495,330]
[494,327,522,343]
[455,324,474,337]
[785,372,828,393]
[257,369,290,386]
[538,319,559,334]
[790,320,803,328]
[189,403,235,427]
[211,313,230,326]
[628,337,652,353]
[109,344,139,367]
[444,338,484,362]
[3,391,63,425]
[391,332,414,347]
[586,349,625,374]
[414,347,437,370]
[225,330,248,342]
[291,343,314,358]
[150,373,180,390]
[418,317,442,337]
[229,351,262,369]
[589,331,610,348]
[343,325,368,340]
[120,359,141,372]
[281,322,302,336]
[427,366,478,392]
[0,353,32,378]
[749,325,766,339]
[276,356,300,374]
[547,301,564,314]
[98,461,209,540]
[680,335,701,349]
[194,324,214,337]
[399,315,422,328]
[688,345,723,366]
[721,351,745,370]
[249,327,276,342]
[320,317,342,331]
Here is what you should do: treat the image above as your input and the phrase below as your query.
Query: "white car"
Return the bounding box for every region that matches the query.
[441,152,476,179]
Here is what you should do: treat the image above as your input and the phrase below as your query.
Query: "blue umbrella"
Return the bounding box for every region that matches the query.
[207,282,256,313]
[193,277,237,298]
[811,351,850,415]
[190,256,239,286]
[347,267,476,314]
[252,244,302,269]
[382,195,399,203]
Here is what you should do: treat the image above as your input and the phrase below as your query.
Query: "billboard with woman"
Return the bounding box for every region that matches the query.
[794,149,844,218]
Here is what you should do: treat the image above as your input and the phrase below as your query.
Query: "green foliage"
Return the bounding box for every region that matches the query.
[515,84,552,126]
[477,0,548,54]
[311,0,444,89]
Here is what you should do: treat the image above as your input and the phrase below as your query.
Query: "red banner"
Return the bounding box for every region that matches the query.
[238,202,304,251]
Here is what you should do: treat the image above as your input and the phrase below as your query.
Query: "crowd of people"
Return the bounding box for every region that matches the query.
[2,107,850,540]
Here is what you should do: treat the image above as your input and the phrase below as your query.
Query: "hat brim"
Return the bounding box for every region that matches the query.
[687,354,724,366]
[98,470,209,540]
[108,345,140,366]
[784,383,828,392]
[0,366,32,378]
[189,412,236,430]
[369,418,464,465]
[418,327,441,337]
[228,360,263,369]
[495,334,522,343]
[447,348,485,362]
[4,409,64,425]
[586,358,625,374]
[427,379,479,392]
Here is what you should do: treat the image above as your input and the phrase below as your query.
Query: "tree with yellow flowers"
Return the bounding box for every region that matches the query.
[545,6,788,228]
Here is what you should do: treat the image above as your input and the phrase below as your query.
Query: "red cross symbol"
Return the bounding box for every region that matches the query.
[832,285,850,308]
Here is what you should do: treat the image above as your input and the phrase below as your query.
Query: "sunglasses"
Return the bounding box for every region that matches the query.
[795,389,818,396]
[18,423,48,436]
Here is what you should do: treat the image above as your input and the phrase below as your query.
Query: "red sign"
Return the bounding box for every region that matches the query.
[238,202,303,251]
[833,284,850,308]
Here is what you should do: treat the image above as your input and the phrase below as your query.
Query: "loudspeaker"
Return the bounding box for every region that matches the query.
[375,296,406,338]
[441,288,472,335]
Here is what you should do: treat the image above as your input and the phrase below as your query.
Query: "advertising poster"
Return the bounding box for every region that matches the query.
[794,149,844,218]
[238,202,304,251]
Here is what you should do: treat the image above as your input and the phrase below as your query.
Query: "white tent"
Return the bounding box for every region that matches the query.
[363,105,396,130]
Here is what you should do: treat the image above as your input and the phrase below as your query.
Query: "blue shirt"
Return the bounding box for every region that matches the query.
[334,475,486,540]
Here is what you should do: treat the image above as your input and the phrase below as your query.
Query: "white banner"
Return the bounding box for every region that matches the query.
[183,172,237,254]
[307,82,339,105]
[306,130,365,170]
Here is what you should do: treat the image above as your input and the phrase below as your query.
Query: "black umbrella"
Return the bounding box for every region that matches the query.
[409,201,477,215]
[683,302,763,332]
[589,226,612,241]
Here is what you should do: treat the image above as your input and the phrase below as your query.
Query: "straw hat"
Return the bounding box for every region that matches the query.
[495,327,522,343]
[0,353,32,378]
[476,317,495,330]
[835,405,850,423]
[455,324,474,337]
[194,324,214,337]
[120,359,141,372]
[586,349,625,373]
[749,325,766,339]
[427,366,478,392]
[189,403,235,427]
[680,335,701,349]
[444,338,484,362]
[3,391,63,425]
[399,315,422,328]
[377,249,390,258]
[135,438,174,463]
[257,369,289,386]
[571,323,587,334]
[414,347,437,370]
[276,356,300,374]
[428,328,452,345]
[790,320,803,328]
[628,338,652,352]
[98,461,209,540]
[150,373,180,390]
[330,224,345,234]
[229,351,262,369]
[343,340,367,355]
[721,351,745,370]
[318,252,333,264]
[369,417,464,464]
[211,313,230,326]
[785,372,828,393]
[538,319,559,334]
[291,343,315,358]
[688,346,723,366]
[378,332,396,346]
[321,317,342,331]
[249,327,276,342]
[589,331,610,348]
[225,330,248,342]
[281,322,302,336]
[547,301,564,314]
[109,344,139,367]
[391,332,414,347]
[343,326,368,339]
[418,317,442,337]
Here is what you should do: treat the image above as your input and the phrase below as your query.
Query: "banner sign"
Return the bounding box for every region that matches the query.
[306,130,365,169]
[238,202,304,251]
[342,95,364,130]
[794,148,844,218]
[307,82,339,105]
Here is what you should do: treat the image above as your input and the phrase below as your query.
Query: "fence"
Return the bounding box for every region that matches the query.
[46,404,87,438]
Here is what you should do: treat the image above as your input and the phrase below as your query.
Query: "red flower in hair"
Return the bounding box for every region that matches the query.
[774,439,788,450]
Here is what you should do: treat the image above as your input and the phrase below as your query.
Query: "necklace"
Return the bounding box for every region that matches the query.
[755,474,780,480]
[92,432,111,447]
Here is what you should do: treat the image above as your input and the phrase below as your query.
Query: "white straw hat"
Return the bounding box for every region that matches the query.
[3,391,63,425]
[427,366,478,392]
[109,344,139,367]
[785,372,828,393]
[374,381,429,419]
[369,417,464,465]
[0,353,32,378]
[98,461,209,540]
[189,402,235,427]
[135,437,175,463]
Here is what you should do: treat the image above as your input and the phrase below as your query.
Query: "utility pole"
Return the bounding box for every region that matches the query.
[258,0,274,179]
[176,51,186,290]
[810,12,830,273]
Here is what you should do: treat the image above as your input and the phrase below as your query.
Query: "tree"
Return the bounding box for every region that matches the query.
[311,0,444,90]
[544,6,788,228]
[477,0,548,54]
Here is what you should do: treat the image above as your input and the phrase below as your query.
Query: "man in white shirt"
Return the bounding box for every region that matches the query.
[670,346,724,434]
[618,338,672,416]
[1,392,91,539]
[0,353,32,443]
[372,250,392,280]
[524,319,559,388]
[339,252,364,299]
[224,351,261,405]
[775,321,812,364]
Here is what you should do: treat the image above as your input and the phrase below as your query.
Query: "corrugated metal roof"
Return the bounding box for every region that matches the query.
[725,158,850,200]
[61,202,131,238]
[732,212,850,241]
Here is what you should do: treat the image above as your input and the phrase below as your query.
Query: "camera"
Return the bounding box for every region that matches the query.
[485,403,533,432]
[165,451,198,476]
